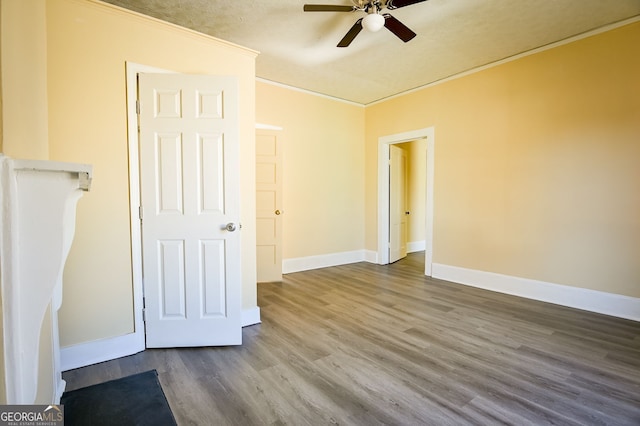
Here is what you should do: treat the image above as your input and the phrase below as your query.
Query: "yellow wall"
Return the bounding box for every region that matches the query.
[256,82,366,258]
[366,22,640,297]
[1,0,637,379]
[0,0,49,160]
[0,0,53,403]
[0,0,3,154]
[46,0,257,346]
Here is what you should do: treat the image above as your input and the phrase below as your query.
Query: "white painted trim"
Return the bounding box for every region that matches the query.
[260,17,640,107]
[1,157,90,403]
[367,16,640,106]
[60,332,144,371]
[55,379,65,405]
[407,240,426,253]
[256,77,365,107]
[127,63,253,349]
[378,127,434,276]
[255,123,283,131]
[425,137,434,275]
[432,263,640,322]
[364,250,378,264]
[60,309,261,372]
[242,307,261,327]
[283,250,367,274]
[125,62,172,356]
[88,0,258,56]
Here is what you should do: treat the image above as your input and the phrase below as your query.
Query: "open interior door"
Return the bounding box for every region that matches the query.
[256,130,283,283]
[389,144,408,263]
[138,73,241,347]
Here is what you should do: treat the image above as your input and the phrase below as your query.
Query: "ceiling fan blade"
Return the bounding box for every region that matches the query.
[383,14,416,42]
[304,4,356,12]
[337,18,363,47]
[386,0,428,10]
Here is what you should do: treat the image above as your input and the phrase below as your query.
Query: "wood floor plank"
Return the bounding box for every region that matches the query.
[63,252,640,425]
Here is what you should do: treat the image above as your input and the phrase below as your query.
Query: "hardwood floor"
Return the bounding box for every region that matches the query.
[63,253,640,425]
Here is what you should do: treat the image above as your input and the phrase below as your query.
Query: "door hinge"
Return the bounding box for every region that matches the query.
[136,99,141,115]
[139,205,143,221]
[142,296,146,322]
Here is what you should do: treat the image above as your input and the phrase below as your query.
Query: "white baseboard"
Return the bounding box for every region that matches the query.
[283,250,368,274]
[55,379,66,404]
[432,263,640,322]
[62,307,262,371]
[407,240,426,253]
[242,306,261,327]
[61,331,145,372]
[364,250,378,264]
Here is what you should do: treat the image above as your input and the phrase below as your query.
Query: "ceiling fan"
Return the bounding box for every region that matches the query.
[303,0,428,47]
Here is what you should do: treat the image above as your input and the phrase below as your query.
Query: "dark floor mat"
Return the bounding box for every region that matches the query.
[61,370,176,426]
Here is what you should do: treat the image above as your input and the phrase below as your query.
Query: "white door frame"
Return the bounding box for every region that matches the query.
[124,62,175,349]
[377,127,434,275]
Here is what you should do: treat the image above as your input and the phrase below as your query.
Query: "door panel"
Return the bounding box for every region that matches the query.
[198,133,225,213]
[156,133,184,214]
[139,73,241,348]
[158,239,186,318]
[200,239,226,317]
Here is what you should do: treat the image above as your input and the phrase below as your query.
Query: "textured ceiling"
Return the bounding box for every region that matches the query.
[102,0,640,105]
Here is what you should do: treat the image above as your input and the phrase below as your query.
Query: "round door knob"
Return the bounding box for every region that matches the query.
[225,222,237,232]
[275,210,281,215]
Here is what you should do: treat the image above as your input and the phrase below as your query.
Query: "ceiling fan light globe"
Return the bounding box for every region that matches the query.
[362,13,385,32]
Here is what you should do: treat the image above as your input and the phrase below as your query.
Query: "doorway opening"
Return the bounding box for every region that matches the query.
[377,127,434,276]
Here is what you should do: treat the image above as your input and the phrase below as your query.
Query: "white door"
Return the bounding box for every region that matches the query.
[256,130,283,282]
[389,145,408,263]
[138,73,241,348]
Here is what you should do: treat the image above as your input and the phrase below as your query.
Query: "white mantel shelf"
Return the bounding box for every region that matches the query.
[11,159,92,191]
[0,155,92,404]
